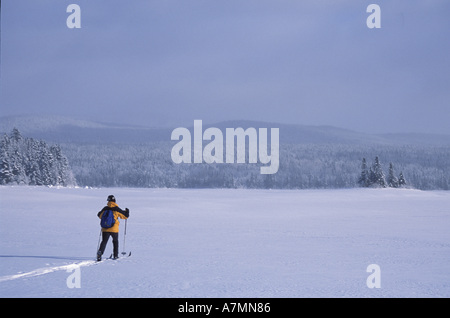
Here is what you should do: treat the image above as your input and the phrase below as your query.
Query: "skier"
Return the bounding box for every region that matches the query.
[97,195,130,261]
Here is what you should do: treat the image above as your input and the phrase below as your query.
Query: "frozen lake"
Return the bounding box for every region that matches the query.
[0,186,449,297]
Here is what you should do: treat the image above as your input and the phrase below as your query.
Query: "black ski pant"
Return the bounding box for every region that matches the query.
[98,232,119,257]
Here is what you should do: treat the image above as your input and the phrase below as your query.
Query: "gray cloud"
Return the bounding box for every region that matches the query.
[1,0,449,133]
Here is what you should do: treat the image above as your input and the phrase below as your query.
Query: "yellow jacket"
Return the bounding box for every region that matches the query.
[97,201,129,233]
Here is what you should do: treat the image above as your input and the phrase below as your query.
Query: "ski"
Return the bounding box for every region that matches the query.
[109,252,131,259]
[95,252,131,262]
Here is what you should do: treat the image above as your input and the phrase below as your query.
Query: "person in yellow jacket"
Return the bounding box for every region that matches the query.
[97,195,130,261]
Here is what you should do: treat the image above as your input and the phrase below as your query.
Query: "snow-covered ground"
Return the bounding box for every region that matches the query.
[0,186,449,298]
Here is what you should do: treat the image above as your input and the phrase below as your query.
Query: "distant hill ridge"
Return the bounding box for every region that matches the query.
[1,115,449,146]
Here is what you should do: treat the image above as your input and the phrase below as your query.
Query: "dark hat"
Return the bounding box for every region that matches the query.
[107,195,116,202]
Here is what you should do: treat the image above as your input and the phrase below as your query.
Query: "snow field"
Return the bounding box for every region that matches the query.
[0,186,449,297]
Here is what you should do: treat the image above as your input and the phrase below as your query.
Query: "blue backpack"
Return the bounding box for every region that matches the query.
[100,209,115,229]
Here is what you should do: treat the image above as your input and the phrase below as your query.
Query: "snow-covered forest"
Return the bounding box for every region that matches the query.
[0,129,76,186]
[1,127,449,190]
[62,141,450,190]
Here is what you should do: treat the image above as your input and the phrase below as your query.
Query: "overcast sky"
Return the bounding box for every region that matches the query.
[1,0,449,134]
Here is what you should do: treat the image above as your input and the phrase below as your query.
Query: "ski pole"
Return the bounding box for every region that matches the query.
[96,228,102,255]
[121,219,127,255]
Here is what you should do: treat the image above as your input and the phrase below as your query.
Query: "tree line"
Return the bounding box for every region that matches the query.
[2,128,449,190]
[61,141,449,190]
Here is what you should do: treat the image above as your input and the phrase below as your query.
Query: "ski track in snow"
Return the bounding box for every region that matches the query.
[0,254,131,283]
[0,260,96,283]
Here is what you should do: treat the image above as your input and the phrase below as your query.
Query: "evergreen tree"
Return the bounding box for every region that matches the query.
[387,162,399,188]
[358,158,369,187]
[11,128,22,142]
[11,148,27,184]
[0,135,12,185]
[0,151,13,185]
[398,172,406,187]
[369,156,387,188]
